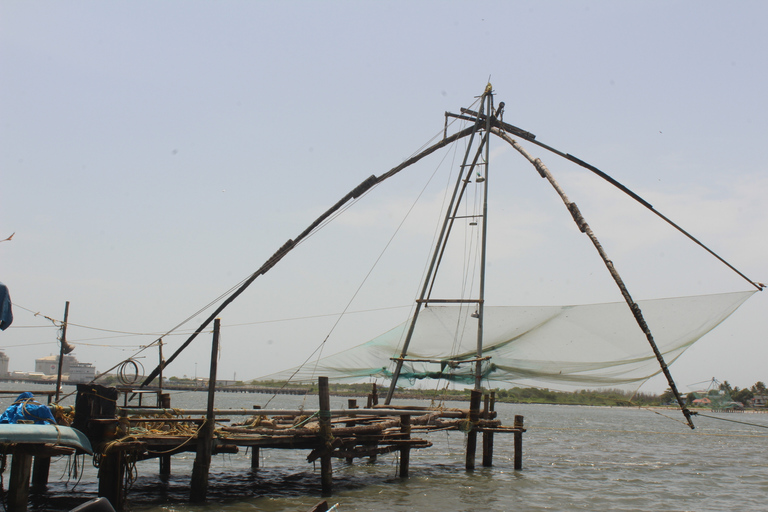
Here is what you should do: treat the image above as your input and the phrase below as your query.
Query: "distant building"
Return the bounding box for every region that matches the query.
[68,362,96,383]
[751,395,768,408]
[0,351,9,377]
[35,354,80,375]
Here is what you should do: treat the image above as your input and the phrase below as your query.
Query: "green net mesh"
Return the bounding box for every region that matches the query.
[256,291,754,390]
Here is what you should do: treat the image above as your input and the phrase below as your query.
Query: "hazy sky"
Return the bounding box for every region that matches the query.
[1,1,766,394]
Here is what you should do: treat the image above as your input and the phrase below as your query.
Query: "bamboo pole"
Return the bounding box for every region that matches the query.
[117,407,471,418]
[493,128,696,430]
[140,126,478,390]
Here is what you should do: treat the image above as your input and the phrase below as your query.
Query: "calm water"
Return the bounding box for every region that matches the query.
[3,384,768,511]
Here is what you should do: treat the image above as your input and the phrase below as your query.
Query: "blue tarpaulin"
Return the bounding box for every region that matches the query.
[0,392,56,424]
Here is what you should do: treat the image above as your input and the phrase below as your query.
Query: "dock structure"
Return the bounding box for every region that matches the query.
[57,377,524,511]
[0,326,524,512]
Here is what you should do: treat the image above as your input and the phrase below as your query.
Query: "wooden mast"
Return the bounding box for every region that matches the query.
[474,86,493,391]
[384,86,494,404]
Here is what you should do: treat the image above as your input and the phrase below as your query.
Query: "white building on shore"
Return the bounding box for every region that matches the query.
[0,351,9,377]
[34,354,96,383]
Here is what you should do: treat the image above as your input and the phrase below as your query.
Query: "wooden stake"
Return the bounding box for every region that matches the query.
[31,455,51,489]
[366,384,378,462]
[514,415,524,470]
[251,405,261,469]
[159,393,172,477]
[345,400,357,464]
[465,389,482,471]
[318,377,332,496]
[399,414,411,478]
[8,452,32,512]
[159,455,171,478]
[482,392,495,467]
[190,318,220,503]
[98,449,125,511]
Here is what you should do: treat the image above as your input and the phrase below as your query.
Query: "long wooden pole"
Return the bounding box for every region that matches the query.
[494,129,695,429]
[140,126,478,389]
[474,90,493,391]
[190,318,220,502]
[55,301,69,402]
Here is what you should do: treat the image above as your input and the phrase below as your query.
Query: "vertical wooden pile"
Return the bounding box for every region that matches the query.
[465,389,482,471]
[318,376,333,496]
[190,318,220,503]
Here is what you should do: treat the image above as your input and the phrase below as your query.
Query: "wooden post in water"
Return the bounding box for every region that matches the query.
[318,376,333,496]
[366,383,379,462]
[190,318,220,503]
[159,393,171,477]
[482,391,495,467]
[159,453,171,478]
[367,383,378,408]
[251,405,261,469]
[465,389,482,471]
[345,399,357,464]
[399,414,411,478]
[513,414,524,470]
[98,449,125,511]
[8,452,32,512]
[31,455,51,489]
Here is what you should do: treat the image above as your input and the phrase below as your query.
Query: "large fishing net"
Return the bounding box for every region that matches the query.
[256,290,754,389]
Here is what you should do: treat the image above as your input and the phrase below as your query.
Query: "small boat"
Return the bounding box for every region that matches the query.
[0,424,93,454]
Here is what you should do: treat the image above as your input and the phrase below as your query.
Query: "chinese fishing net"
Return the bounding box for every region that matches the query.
[256,290,754,389]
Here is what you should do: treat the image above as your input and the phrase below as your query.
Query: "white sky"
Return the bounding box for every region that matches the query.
[1,1,766,394]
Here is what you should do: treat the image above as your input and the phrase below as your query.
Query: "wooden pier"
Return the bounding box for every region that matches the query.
[36,377,523,511]
[0,321,524,511]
